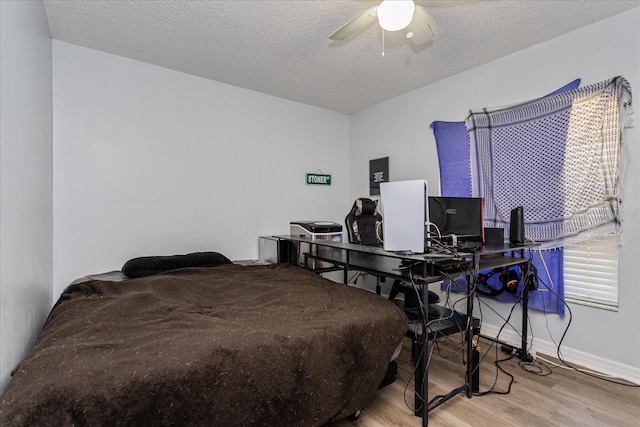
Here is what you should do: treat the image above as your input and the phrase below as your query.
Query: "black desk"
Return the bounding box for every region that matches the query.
[272,235,535,426]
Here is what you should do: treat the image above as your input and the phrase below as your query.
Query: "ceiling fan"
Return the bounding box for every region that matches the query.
[329,0,434,46]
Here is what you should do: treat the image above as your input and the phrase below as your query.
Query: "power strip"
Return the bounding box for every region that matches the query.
[500,343,535,362]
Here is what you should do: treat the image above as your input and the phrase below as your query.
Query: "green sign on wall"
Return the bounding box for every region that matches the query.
[306,173,332,186]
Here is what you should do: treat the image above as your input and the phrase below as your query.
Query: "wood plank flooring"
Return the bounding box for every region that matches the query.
[326,336,640,427]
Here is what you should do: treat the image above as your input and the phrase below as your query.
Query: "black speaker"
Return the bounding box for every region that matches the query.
[509,206,524,244]
[484,227,504,246]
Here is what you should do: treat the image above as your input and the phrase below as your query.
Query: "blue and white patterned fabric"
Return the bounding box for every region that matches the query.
[431,79,585,315]
[467,76,631,247]
[431,79,582,202]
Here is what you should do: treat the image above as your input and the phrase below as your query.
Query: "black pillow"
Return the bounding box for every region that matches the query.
[122,251,233,278]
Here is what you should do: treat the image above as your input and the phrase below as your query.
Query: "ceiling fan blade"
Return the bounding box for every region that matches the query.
[408,5,434,46]
[329,5,379,41]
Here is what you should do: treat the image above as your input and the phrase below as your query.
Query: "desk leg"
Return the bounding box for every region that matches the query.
[413,333,424,416]
[466,272,475,398]
[419,284,429,425]
[522,282,529,352]
[344,251,350,284]
[520,258,531,360]
[471,336,480,393]
[515,252,530,361]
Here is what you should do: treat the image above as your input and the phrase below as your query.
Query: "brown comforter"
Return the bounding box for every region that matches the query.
[0,263,407,426]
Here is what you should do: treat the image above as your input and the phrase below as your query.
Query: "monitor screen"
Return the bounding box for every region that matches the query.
[428,196,484,242]
[379,180,429,253]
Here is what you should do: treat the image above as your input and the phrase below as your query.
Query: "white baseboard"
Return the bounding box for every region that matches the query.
[480,323,640,385]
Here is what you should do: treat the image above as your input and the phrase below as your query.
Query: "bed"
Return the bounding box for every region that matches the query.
[0,253,407,426]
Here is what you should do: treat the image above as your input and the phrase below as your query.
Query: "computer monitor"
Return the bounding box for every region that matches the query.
[379,179,429,253]
[428,196,484,243]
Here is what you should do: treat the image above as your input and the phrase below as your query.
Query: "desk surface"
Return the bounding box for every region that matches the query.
[273,234,536,282]
[274,234,533,260]
[274,234,532,256]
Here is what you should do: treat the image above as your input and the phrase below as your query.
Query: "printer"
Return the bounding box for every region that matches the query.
[290,221,342,269]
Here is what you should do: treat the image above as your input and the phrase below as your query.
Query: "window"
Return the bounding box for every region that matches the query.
[563,233,619,310]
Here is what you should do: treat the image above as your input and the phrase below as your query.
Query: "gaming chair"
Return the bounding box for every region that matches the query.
[345,198,382,246]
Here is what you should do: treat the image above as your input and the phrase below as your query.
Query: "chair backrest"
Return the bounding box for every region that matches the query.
[345,198,382,246]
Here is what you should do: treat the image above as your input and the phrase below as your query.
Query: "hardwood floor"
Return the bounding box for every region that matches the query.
[327,336,640,427]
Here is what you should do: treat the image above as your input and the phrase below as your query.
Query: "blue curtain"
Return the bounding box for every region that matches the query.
[430,79,581,316]
[433,120,472,197]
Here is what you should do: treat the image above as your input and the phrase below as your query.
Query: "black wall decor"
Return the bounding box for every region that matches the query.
[369,157,389,196]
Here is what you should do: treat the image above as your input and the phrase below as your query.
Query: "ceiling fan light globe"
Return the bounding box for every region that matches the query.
[377,0,416,32]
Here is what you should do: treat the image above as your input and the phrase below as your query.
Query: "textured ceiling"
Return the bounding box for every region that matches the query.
[43,0,639,114]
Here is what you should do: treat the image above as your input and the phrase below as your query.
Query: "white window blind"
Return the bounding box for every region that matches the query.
[564,233,619,310]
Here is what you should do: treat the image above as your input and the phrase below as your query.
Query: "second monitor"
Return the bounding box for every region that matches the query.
[428,196,484,244]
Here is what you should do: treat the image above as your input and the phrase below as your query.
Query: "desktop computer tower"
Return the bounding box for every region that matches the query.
[379,180,429,253]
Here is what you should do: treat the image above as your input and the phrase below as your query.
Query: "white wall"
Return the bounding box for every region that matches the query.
[0,1,53,391]
[349,9,640,373]
[52,41,350,297]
